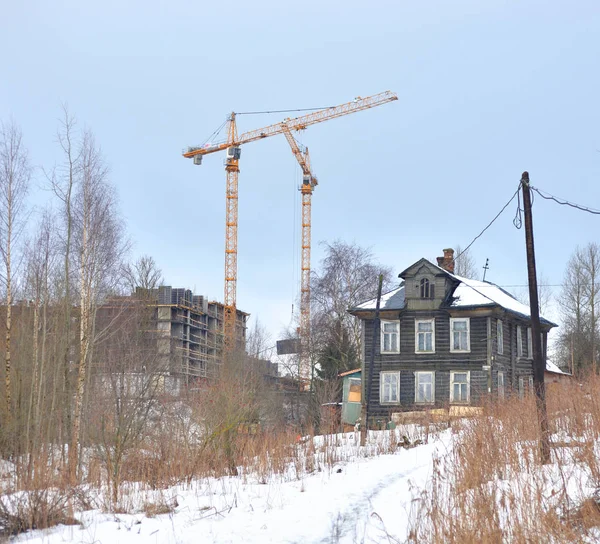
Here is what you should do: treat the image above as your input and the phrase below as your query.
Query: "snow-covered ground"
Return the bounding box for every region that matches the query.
[14,431,449,544]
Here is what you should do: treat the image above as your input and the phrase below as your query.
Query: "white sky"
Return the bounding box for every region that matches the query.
[1,0,599,341]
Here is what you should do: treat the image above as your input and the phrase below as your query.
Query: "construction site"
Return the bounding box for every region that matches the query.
[98,286,250,386]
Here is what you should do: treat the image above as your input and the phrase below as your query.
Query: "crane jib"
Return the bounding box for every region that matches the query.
[182,91,398,158]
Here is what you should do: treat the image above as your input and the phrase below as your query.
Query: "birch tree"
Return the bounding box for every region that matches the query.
[68,130,128,481]
[47,107,81,452]
[23,210,58,464]
[0,120,30,414]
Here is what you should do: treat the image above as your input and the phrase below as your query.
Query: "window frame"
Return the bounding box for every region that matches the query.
[380,371,400,404]
[450,318,471,353]
[380,320,400,354]
[497,319,504,355]
[450,371,470,403]
[415,371,435,404]
[415,318,436,354]
[419,277,435,299]
[527,328,533,359]
[498,371,505,399]
[518,376,525,398]
[517,325,524,358]
[348,377,362,404]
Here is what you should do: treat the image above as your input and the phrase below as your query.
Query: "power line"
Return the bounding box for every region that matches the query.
[454,184,522,264]
[530,185,600,215]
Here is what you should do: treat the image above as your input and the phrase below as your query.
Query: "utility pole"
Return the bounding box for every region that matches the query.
[521,171,551,464]
[482,258,490,281]
[360,274,383,447]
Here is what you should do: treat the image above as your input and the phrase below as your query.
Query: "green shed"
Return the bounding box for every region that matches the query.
[339,368,362,431]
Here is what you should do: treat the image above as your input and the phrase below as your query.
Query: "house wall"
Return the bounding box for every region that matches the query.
[362,310,547,418]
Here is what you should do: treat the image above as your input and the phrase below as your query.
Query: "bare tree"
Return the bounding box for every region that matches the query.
[453,245,478,279]
[123,254,163,294]
[556,244,600,374]
[580,244,600,373]
[311,240,393,378]
[517,271,553,318]
[87,298,161,507]
[0,119,31,413]
[246,317,272,359]
[69,130,128,481]
[22,209,58,466]
[47,106,81,453]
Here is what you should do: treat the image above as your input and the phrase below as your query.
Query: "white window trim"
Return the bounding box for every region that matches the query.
[450,370,470,403]
[497,320,504,355]
[380,371,400,404]
[414,371,435,404]
[415,318,436,354]
[517,326,523,358]
[450,318,471,353]
[380,320,400,354]
[527,328,533,359]
[498,371,505,399]
[518,376,524,398]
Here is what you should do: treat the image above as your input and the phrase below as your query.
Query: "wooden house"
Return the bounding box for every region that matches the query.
[348,249,557,419]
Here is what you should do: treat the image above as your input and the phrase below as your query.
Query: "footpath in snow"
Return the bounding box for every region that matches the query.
[16,431,447,544]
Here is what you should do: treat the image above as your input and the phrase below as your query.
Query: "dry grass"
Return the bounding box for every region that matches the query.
[408,374,600,543]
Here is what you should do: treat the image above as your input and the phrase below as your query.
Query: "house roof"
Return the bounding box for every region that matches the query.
[545,360,571,375]
[350,259,557,327]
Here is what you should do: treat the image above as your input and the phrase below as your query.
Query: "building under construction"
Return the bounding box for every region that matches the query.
[150,286,248,381]
[99,286,249,383]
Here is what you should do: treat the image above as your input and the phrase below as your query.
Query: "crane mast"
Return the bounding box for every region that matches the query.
[223,114,241,352]
[183,91,398,359]
[282,125,317,383]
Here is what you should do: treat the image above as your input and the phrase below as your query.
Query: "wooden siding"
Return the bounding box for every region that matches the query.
[362,310,545,417]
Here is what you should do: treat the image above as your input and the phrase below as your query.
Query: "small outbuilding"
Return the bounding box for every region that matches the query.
[339,368,362,431]
[545,360,571,385]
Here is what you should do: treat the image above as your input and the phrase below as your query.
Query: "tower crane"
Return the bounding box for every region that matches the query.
[183,91,398,355]
[281,125,317,383]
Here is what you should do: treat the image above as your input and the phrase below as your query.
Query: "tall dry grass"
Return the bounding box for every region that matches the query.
[408,374,600,543]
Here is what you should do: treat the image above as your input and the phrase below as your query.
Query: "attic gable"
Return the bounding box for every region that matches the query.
[399,258,448,280]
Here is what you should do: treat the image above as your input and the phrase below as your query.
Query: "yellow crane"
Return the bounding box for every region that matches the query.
[183,90,398,355]
[281,125,317,383]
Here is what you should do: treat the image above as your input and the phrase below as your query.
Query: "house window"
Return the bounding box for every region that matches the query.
[498,371,505,399]
[450,318,470,352]
[528,375,534,391]
[380,372,400,404]
[450,371,470,403]
[497,320,504,355]
[527,328,533,359]
[518,376,524,398]
[517,326,524,358]
[415,371,435,403]
[348,378,362,403]
[381,320,400,353]
[420,278,434,299]
[415,319,435,353]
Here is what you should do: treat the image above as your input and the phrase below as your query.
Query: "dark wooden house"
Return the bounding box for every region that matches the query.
[348,249,557,419]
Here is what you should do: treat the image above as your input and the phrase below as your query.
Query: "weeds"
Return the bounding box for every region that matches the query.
[408,374,600,543]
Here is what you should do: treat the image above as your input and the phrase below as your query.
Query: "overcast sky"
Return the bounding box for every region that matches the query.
[1,0,599,341]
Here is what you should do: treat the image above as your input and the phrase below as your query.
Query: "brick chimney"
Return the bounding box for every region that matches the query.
[436,248,455,274]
